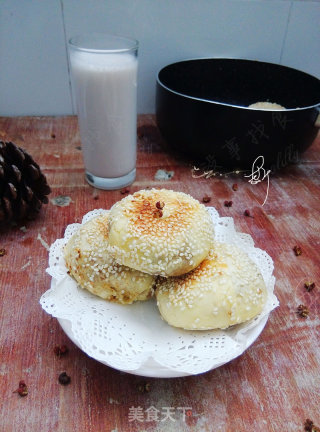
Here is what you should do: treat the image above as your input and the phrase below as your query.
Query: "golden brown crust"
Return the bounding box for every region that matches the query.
[108,189,215,276]
[122,189,201,238]
[155,243,268,330]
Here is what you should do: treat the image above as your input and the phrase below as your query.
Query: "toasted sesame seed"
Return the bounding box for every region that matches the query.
[155,242,267,330]
[64,213,155,304]
[107,189,215,276]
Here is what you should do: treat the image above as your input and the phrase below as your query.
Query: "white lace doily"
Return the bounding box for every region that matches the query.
[40,207,278,377]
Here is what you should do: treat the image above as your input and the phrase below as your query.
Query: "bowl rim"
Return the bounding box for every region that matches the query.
[156,57,320,112]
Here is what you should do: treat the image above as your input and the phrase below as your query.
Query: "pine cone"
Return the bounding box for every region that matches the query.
[0,141,51,224]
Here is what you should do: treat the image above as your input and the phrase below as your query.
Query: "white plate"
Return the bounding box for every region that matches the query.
[57,311,269,378]
[40,207,278,378]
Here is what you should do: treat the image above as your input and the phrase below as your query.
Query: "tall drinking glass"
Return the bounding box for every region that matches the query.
[68,33,138,190]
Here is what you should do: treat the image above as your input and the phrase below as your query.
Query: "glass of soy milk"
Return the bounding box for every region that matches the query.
[68,33,138,190]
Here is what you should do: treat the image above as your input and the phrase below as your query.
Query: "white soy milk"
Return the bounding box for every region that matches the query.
[70,50,138,178]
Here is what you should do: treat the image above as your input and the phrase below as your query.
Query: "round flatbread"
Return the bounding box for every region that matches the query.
[155,242,267,330]
[108,189,215,276]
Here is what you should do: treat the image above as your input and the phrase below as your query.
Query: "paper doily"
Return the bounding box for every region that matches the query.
[40,207,278,377]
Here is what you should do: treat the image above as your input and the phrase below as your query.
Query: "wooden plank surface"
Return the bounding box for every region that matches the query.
[0,115,319,432]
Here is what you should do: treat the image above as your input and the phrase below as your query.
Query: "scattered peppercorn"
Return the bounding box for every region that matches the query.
[244,209,251,217]
[58,372,71,385]
[54,345,69,357]
[304,281,315,292]
[13,380,28,397]
[224,200,233,207]
[137,381,151,393]
[297,304,309,318]
[120,188,130,195]
[202,195,211,203]
[293,245,302,256]
[305,419,320,432]
[92,190,99,200]
[153,209,163,218]
[0,248,6,257]
[156,201,165,210]
[232,183,238,191]
[305,420,314,431]
[51,133,56,139]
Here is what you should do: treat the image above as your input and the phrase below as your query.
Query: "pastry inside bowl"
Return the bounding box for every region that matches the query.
[108,188,215,276]
[155,242,267,330]
[64,213,155,304]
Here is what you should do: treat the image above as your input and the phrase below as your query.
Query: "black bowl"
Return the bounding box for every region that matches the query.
[156,58,320,171]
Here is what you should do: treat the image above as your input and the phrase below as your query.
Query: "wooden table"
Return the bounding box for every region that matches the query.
[0,115,319,432]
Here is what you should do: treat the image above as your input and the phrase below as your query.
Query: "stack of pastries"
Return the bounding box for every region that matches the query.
[64,189,267,330]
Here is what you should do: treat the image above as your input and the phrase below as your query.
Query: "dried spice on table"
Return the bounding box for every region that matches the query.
[136,381,151,393]
[120,188,130,195]
[297,304,309,318]
[202,194,211,203]
[13,380,28,397]
[293,245,302,256]
[58,372,71,385]
[54,345,69,358]
[305,419,320,432]
[92,189,99,200]
[304,281,315,292]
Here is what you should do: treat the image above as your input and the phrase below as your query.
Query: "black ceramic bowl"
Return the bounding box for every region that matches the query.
[156,58,320,171]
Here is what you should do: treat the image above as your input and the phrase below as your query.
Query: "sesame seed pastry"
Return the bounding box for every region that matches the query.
[107,189,215,277]
[155,242,268,330]
[64,213,155,304]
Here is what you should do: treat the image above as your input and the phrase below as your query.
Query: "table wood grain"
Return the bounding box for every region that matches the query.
[0,115,319,432]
